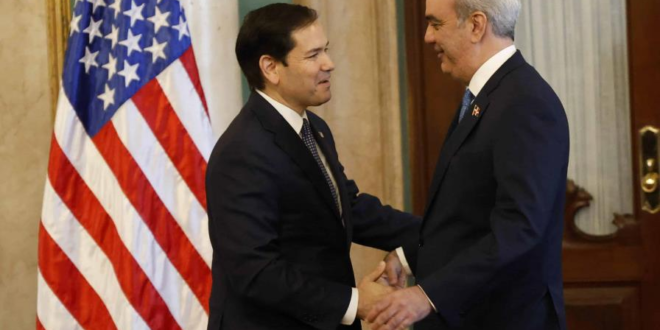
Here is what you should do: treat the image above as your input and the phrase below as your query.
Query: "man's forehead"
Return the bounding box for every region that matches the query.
[426,0,454,14]
[291,23,329,52]
[302,40,329,51]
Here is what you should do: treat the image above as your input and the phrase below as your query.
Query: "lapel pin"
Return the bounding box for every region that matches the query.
[472,105,481,117]
[318,131,324,138]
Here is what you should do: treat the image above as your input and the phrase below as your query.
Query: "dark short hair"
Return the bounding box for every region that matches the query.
[235,3,318,91]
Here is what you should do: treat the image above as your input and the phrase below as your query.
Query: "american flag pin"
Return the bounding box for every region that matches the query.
[472,105,481,117]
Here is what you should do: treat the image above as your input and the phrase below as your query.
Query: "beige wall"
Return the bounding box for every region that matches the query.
[294,0,406,309]
[0,0,52,327]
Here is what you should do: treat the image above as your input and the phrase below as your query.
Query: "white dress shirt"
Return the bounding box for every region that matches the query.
[256,90,358,325]
[468,45,517,97]
[395,45,517,311]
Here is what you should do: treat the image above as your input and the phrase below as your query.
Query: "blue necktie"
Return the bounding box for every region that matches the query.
[458,89,475,123]
[301,119,340,215]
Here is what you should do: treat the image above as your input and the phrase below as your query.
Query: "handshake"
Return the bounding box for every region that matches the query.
[356,251,433,330]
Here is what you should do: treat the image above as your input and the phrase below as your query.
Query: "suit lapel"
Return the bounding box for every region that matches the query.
[423,51,527,216]
[274,133,341,220]
[424,97,491,216]
[248,93,341,220]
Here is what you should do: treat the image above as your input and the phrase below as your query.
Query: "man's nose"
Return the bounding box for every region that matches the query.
[322,53,335,72]
[424,25,435,44]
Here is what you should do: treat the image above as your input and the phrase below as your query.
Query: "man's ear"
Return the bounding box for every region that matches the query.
[469,11,488,43]
[259,55,280,85]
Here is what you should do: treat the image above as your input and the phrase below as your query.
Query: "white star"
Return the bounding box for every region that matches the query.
[144,38,167,63]
[118,29,142,56]
[83,17,104,43]
[78,46,99,74]
[118,60,140,87]
[69,14,82,35]
[98,84,116,110]
[172,17,189,41]
[123,0,145,28]
[102,54,118,80]
[108,0,122,19]
[147,7,170,33]
[105,25,119,49]
[87,0,106,14]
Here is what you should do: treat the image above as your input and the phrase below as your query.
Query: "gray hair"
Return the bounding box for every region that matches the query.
[455,0,521,40]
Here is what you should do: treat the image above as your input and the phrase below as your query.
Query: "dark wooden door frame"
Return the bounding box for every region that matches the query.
[627,0,660,328]
[404,0,464,216]
[403,0,427,217]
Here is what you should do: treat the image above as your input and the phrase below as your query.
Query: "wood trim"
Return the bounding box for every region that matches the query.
[564,286,641,330]
[564,180,640,245]
[403,0,464,215]
[46,0,71,118]
[563,180,644,283]
[627,0,660,329]
[404,0,428,216]
[563,243,644,283]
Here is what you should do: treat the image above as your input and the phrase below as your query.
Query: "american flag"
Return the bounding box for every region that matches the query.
[37,0,214,328]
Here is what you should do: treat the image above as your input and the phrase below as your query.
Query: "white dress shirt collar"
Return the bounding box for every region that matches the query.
[468,45,517,97]
[257,90,308,134]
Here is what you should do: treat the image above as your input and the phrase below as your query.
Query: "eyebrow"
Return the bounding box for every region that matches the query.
[305,41,330,55]
[425,15,443,24]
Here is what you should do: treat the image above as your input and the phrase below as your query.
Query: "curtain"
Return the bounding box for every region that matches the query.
[516,0,632,235]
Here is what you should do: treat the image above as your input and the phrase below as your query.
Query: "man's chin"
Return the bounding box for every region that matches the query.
[440,62,450,74]
[440,63,462,81]
[310,94,332,107]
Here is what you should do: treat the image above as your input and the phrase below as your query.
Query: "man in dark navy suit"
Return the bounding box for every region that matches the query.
[205,4,420,330]
[368,0,569,329]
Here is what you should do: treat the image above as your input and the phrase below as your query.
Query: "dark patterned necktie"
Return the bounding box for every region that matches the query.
[301,118,340,215]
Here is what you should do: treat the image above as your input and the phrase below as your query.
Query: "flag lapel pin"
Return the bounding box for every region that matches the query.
[472,105,481,117]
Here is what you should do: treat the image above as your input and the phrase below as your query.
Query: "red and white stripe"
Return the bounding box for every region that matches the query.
[37,49,214,329]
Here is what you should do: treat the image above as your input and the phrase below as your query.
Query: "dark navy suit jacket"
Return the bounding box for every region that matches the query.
[206,92,420,330]
[403,52,569,330]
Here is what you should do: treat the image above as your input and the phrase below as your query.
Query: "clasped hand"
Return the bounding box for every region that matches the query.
[357,251,432,330]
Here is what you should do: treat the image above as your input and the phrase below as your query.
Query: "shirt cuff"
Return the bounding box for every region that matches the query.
[417,284,437,312]
[396,247,413,276]
[341,287,358,325]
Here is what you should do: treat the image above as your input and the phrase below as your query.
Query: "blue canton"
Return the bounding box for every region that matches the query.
[63,0,192,137]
